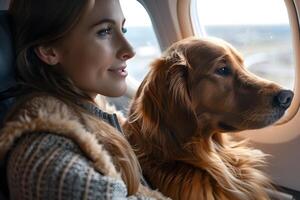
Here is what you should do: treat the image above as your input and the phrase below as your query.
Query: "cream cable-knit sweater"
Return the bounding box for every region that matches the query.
[0,95,169,200]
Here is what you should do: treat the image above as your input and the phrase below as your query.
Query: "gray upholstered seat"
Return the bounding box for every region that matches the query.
[0,11,16,199]
[0,10,16,128]
[0,11,15,92]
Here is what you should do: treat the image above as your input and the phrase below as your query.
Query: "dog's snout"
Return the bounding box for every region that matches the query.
[273,90,294,109]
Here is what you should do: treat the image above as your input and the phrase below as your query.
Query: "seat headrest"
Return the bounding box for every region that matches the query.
[0,10,17,129]
[0,10,16,94]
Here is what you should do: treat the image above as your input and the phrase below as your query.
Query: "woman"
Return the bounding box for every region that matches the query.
[0,0,168,199]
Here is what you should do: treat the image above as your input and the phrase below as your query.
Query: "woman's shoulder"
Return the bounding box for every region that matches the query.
[7,132,164,200]
[0,94,83,162]
[6,132,129,200]
[8,132,89,173]
[0,93,121,180]
[11,132,82,156]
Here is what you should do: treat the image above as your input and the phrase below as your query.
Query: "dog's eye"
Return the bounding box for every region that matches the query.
[215,66,231,76]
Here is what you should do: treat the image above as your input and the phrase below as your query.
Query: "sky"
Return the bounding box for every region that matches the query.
[120,0,152,27]
[120,0,290,27]
[196,0,289,25]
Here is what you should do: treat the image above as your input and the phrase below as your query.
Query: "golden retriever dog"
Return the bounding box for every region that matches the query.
[123,37,294,200]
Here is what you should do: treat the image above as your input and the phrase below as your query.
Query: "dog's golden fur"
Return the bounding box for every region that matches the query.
[123,37,291,200]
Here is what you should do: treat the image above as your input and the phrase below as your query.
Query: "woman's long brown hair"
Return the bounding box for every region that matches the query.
[8,0,141,195]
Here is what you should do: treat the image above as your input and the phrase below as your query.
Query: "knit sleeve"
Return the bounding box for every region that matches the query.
[6,133,155,200]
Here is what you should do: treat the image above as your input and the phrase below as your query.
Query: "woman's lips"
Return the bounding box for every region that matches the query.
[108,67,128,77]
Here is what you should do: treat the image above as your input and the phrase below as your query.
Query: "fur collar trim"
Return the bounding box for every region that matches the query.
[0,95,121,180]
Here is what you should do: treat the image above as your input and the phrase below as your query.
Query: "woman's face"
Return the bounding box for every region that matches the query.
[54,0,135,98]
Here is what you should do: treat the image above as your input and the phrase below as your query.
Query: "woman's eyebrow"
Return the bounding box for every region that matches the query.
[91,18,126,28]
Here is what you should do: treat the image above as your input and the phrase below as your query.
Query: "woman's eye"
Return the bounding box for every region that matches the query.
[215,66,231,76]
[122,27,127,34]
[97,27,112,37]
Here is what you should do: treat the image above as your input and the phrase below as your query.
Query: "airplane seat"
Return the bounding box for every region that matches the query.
[0,10,17,128]
[0,10,17,200]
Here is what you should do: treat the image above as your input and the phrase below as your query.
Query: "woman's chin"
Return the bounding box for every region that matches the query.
[107,84,127,97]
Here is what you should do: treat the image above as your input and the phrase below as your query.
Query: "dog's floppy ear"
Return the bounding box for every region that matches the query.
[164,50,198,142]
[128,58,168,136]
[128,49,198,144]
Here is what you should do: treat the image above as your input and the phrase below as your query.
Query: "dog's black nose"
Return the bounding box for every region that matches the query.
[274,90,294,109]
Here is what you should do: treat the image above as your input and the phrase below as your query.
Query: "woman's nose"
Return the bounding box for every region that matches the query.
[119,48,135,61]
[117,37,136,61]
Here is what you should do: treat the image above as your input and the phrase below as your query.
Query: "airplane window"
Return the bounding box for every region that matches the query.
[192,0,294,90]
[120,0,161,83]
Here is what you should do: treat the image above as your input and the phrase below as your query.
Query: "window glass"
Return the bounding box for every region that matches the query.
[192,0,294,90]
[120,0,161,83]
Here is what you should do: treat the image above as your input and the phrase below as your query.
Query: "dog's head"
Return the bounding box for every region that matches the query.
[131,37,293,139]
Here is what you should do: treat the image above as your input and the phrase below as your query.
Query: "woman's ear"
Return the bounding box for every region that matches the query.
[34,45,60,65]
